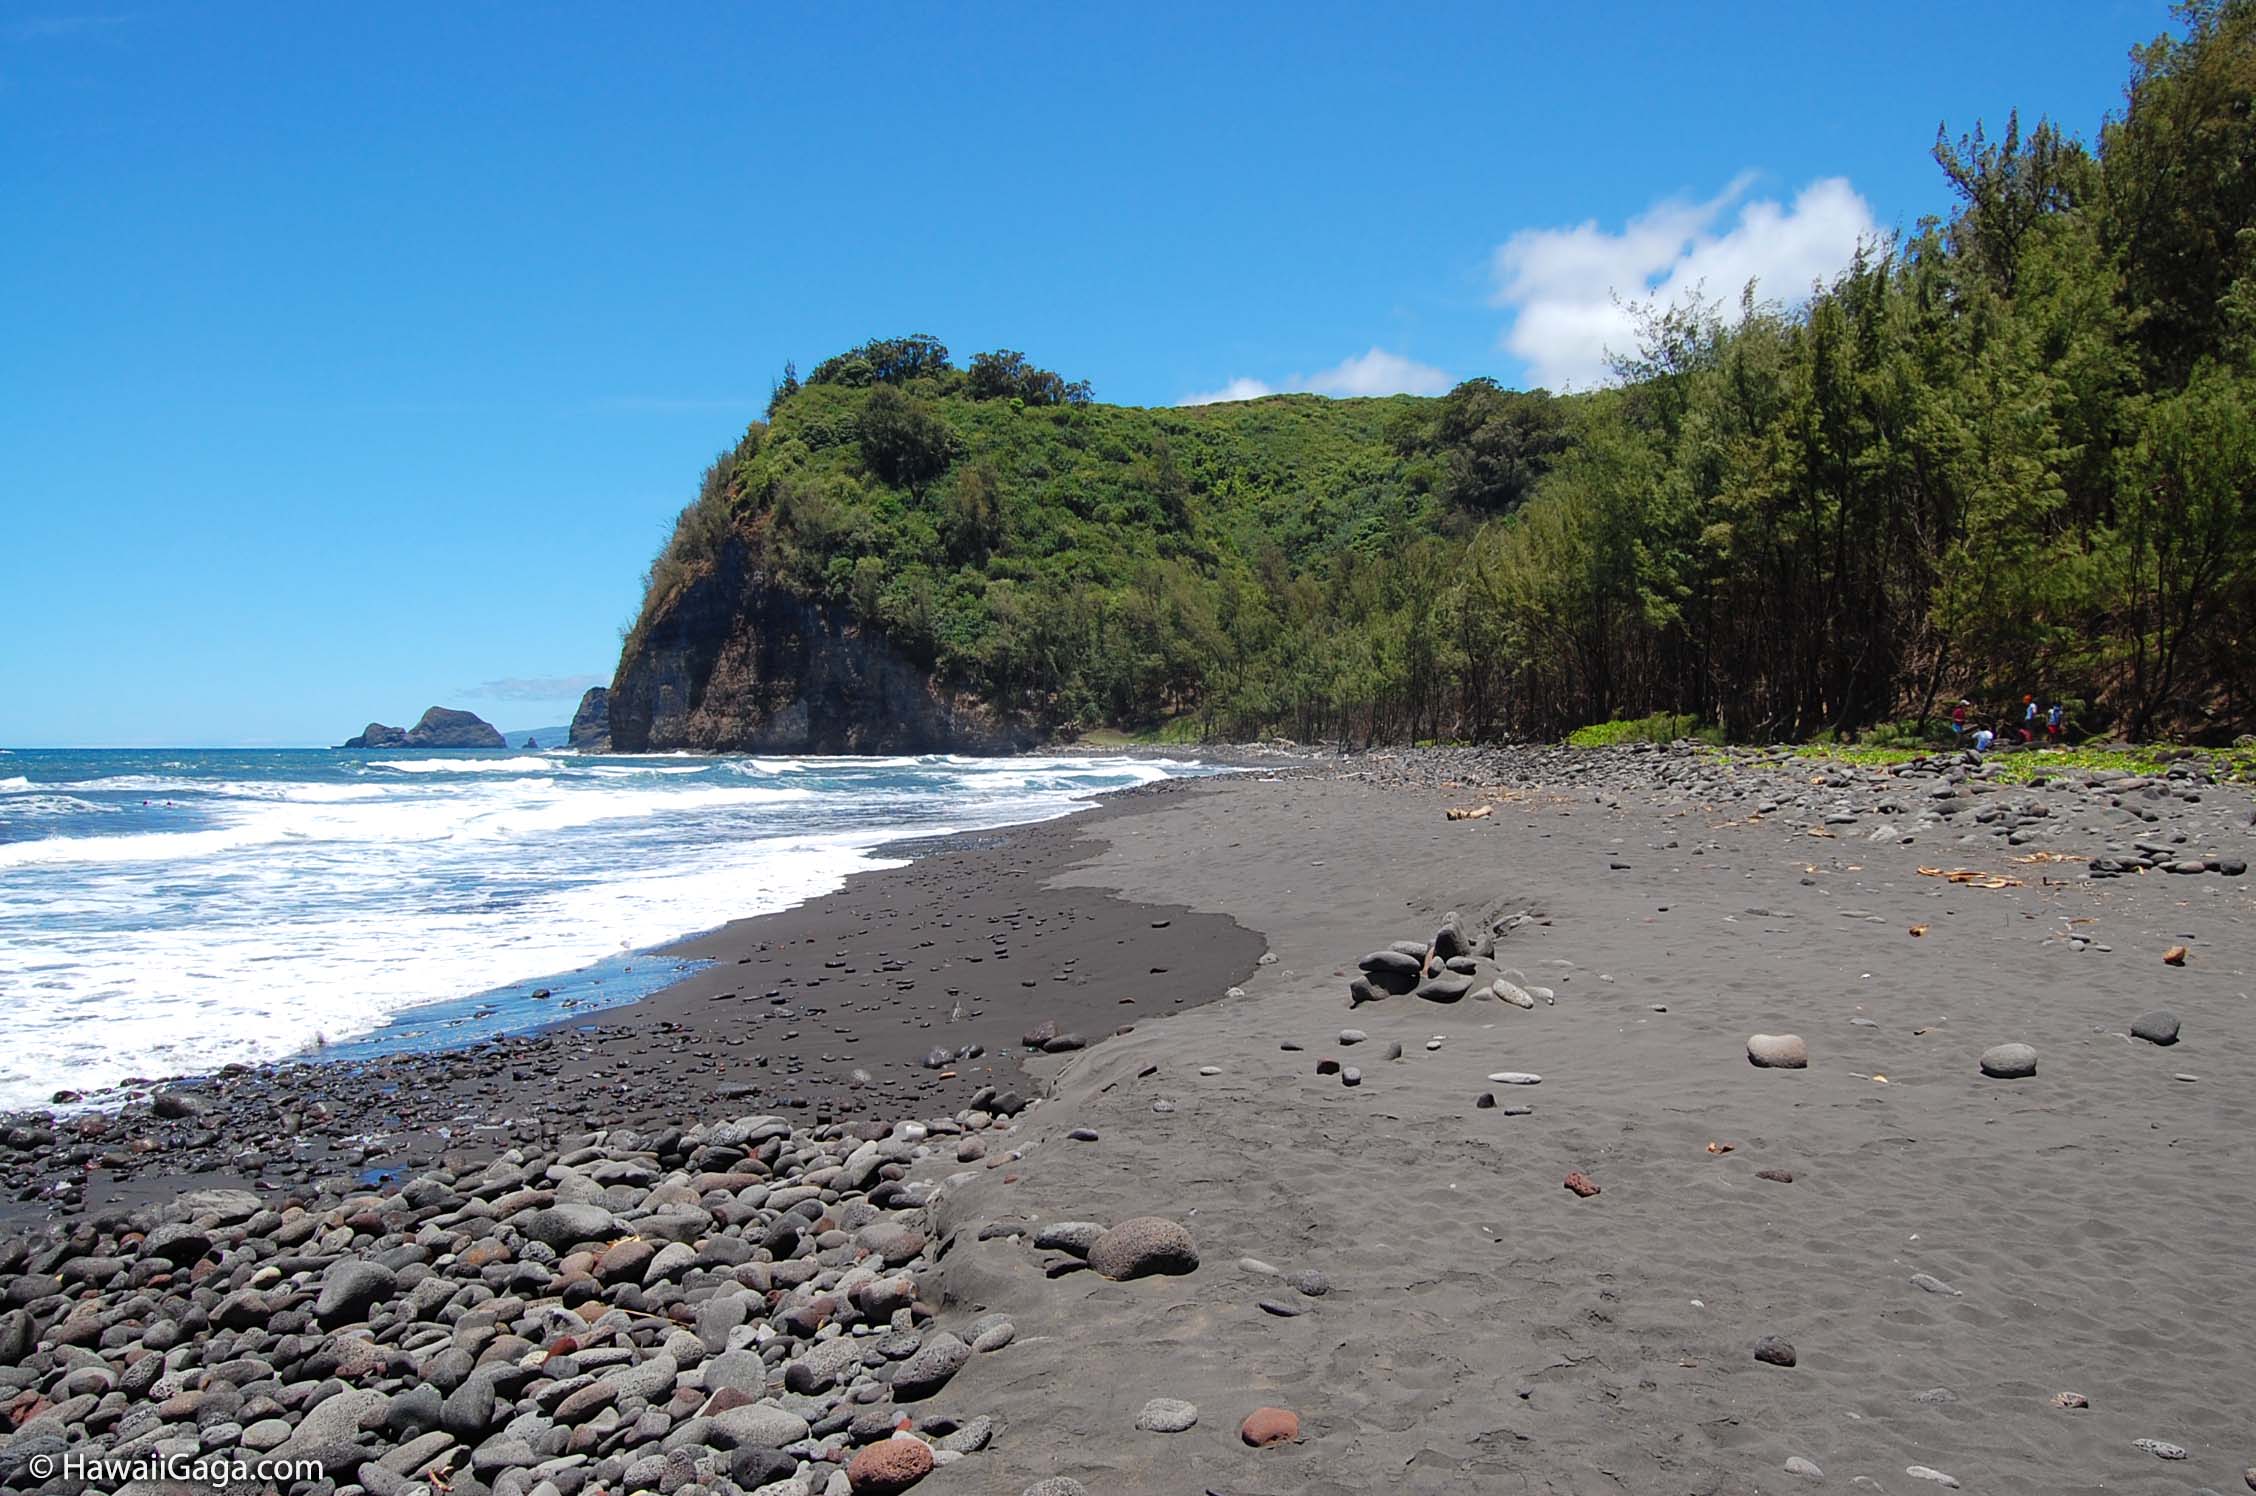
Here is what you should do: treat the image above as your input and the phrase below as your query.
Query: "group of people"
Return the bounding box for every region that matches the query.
[1952,695,2065,752]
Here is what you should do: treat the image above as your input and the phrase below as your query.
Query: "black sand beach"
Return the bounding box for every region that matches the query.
[4,747,2252,1494]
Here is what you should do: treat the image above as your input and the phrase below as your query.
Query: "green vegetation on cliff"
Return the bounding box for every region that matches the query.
[627,1,2256,745]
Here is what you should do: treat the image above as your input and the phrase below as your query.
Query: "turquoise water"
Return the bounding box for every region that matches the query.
[0,748,1218,1107]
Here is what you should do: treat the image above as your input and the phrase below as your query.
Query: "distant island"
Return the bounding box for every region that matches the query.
[339,706,506,749]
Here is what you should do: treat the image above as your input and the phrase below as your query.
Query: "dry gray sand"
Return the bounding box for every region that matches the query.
[930,767,2254,1494]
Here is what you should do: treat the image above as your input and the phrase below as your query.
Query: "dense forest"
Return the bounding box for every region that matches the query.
[625,2,2256,746]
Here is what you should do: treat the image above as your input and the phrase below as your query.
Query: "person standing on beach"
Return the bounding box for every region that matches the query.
[1952,699,1969,739]
[2047,701,2064,741]
[2022,696,2040,742]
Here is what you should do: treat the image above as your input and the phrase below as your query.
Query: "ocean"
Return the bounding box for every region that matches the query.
[0,748,1220,1110]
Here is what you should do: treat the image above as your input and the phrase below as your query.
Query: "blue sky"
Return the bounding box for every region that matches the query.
[2,1,2170,745]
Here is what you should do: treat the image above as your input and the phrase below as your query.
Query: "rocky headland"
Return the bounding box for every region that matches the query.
[607,547,1033,756]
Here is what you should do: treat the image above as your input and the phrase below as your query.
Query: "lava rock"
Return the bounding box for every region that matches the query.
[1087,1217,1199,1281]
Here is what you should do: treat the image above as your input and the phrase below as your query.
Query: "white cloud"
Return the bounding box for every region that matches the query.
[459,673,608,701]
[1181,347,1452,406]
[1493,176,1879,390]
[1181,376,1278,406]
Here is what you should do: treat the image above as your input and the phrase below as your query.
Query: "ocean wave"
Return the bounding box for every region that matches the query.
[0,776,31,791]
[0,793,112,817]
[0,781,816,869]
[369,756,556,774]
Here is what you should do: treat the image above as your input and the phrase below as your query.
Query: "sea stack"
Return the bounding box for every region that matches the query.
[569,685,613,752]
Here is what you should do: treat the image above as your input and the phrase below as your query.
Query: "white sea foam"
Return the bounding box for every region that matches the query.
[369,756,556,773]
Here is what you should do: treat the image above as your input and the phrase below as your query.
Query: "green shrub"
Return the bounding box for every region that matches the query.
[1565,713,1721,747]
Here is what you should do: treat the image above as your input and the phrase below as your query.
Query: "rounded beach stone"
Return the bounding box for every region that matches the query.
[1135,1397,1199,1432]
[1240,1407,1300,1446]
[2130,1008,2181,1045]
[1753,1335,1797,1367]
[891,1330,970,1400]
[1087,1217,1199,1281]
[1746,1034,1808,1069]
[847,1434,935,1493]
[1980,1042,2038,1078]
[1785,1456,1824,1480]
[1022,1482,1089,1496]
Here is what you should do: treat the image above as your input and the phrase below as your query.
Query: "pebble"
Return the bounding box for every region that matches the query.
[1067,1127,1100,1141]
[1289,1268,1330,1296]
[1198,1065,1222,1076]
[1905,1467,1959,1488]
[1756,1168,1795,1184]
[1239,1407,1300,1447]
[1563,1171,1600,1198]
[2130,1008,2181,1045]
[1746,1033,1809,1069]
[1486,1072,1542,1085]
[1980,1042,2039,1078]
[1341,1066,1362,1086]
[1908,1273,1962,1297]
[1784,1456,1824,1480]
[1339,1029,1368,1045]
[1753,1336,1797,1367]
[1134,1397,1199,1433]
[1475,1092,1496,1109]
[1257,1298,1304,1317]
[2133,1438,2189,1460]
[1021,1482,1089,1496]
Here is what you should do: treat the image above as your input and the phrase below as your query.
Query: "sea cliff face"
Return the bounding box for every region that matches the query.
[607,534,1035,754]
[568,687,612,752]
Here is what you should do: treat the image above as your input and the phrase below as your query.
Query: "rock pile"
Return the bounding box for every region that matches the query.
[0,1107,1028,1496]
[1346,911,1554,1012]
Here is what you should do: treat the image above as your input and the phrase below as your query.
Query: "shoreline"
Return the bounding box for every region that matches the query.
[3,745,2250,1493]
[0,773,1269,1227]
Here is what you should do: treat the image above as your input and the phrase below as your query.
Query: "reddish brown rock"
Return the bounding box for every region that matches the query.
[597,1238,659,1283]
[1240,1407,1300,1447]
[1563,1171,1600,1198]
[847,1435,935,1493]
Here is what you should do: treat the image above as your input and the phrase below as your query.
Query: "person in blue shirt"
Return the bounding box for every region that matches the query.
[2046,702,2065,741]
